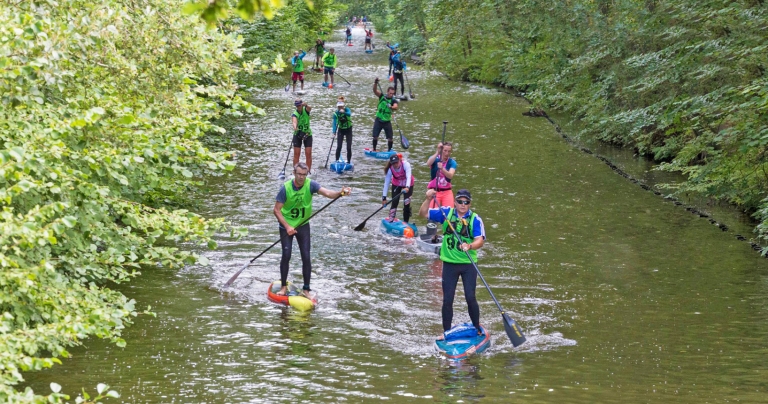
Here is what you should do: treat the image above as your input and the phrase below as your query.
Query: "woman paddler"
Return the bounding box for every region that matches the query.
[418,188,486,337]
[274,162,351,297]
[382,153,415,223]
[426,142,457,208]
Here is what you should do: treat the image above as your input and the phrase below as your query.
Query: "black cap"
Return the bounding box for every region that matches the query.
[455,189,472,201]
[389,154,400,163]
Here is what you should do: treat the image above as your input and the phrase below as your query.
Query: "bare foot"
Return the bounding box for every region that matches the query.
[275,287,288,296]
[437,334,445,341]
[302,290,312,299]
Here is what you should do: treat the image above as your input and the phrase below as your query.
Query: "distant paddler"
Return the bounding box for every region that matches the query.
[386,42,398,80]
[371,78,399,152]
[364,28,374,51]
[274,162,351,298]
[392,50,407,97]
[426,142,457,208]
[332,96,353,163]
[418,188,486,337]
[313,38,325,70]
[322,47,337,89]
[382,153,415,223]
[290,49,306,93]
[291,99,313,172]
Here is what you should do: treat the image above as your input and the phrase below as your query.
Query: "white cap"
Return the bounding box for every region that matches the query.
[337,102,345,107]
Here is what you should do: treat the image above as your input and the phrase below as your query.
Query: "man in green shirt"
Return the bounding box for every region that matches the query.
[273,162,352,297]
[371,77,399,151]
[292,99,313,172]
[322,48,337,88]
[418,188,486,335]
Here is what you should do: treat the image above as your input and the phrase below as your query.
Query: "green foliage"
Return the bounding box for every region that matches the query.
[347,0,768,244]
[0,0,280,400]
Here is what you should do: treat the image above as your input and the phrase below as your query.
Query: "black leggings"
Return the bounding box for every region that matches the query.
[441,262,480,332]
[390,185,414,223]
[279,223,312,290]
[372,119,393,151]
[335,128,353,162]
[393,73,405,95]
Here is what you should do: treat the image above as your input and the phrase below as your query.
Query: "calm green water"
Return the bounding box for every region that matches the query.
[25,26,768,403]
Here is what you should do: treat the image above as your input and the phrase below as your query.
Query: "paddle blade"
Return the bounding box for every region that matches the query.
[277,172,286,180]
[353,219,367,231]
[400,131,410,149]
[502,312,526,347]
[284,84,290,92]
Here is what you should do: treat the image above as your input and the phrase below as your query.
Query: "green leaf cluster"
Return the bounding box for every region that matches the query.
[0,0,264,401]
[345,0,768,243]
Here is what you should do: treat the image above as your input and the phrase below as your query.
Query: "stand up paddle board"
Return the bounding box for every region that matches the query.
[267,281,317,311]
[363,148,397,160]
[330,159,354,173]
[415,234,441,255]
[365,50,373,54]
[416,222,441,254]
[435,323,490,361]
[380,218,418,238]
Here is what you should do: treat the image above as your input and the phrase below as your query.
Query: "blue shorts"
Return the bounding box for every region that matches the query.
[324,67,334,75]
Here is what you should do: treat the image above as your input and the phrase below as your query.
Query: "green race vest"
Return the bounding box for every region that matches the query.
[281,179,313,228]
[293,109,311,136]
[293,57,304,73]
[323,53,336,67]
[376,95,394,122]
[335,111,352,130]
[440,209,478,264]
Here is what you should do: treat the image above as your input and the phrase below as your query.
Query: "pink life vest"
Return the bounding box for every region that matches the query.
[390,163,414,187]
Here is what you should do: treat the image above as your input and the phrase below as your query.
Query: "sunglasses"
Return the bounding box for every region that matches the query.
[455,199,471,205]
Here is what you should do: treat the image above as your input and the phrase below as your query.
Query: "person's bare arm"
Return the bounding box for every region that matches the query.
[273,201,295,235]
[318,186,352,199]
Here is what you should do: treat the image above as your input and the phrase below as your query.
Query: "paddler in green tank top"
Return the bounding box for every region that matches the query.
[322,47,337,88]
[291,98,313,172]
[290,49,306,92]
[274,162,352,297]
[371,77,399,151]
[418,188,486,336]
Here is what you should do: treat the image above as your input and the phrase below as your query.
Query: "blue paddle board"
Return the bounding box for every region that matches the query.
[380,218,418,238]
[329,159,354,173]
[363,148,396,160]
[434,323,490,361]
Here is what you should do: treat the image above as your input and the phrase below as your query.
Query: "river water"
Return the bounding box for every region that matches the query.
[25,26,768,403]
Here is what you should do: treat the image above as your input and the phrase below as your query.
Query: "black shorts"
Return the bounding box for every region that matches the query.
[372,119,393,140]
[365,38,371,43]
[292,132,313,148]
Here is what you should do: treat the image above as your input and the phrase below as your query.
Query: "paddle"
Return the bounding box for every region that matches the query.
[405,71,415,99]
[224,195,343,287]
[353,190,404,231]
[277,142,292,180]
[442,120,448,144]
[324,125,339,168]
[334,71,352,86]
[392,114,409,149]
[377,81,410,149]
[434,196,527,347]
